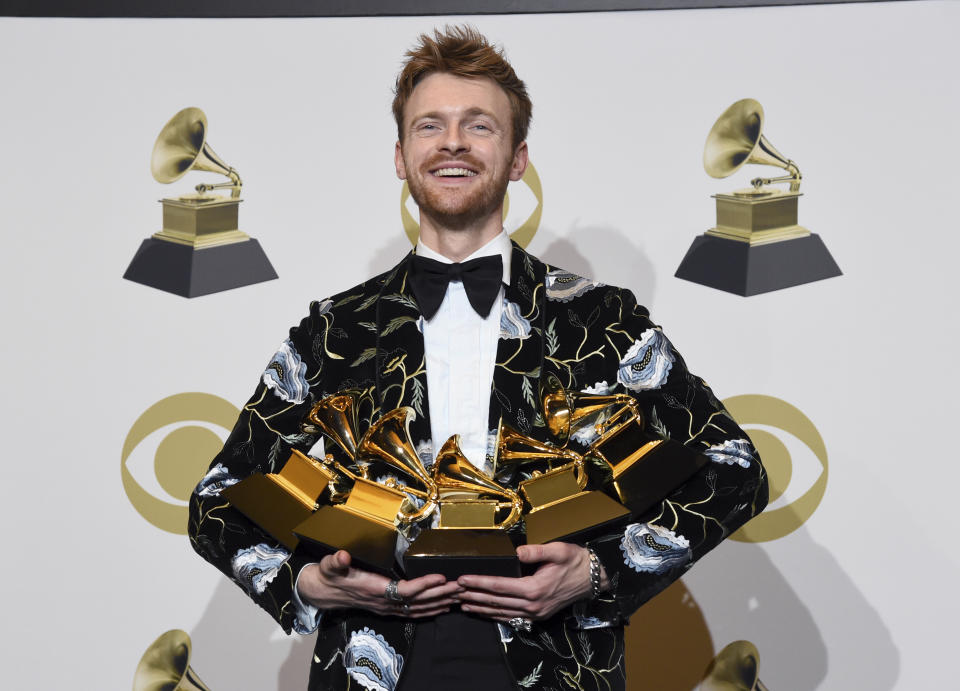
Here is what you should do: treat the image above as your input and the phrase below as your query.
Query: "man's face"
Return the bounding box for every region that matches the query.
[395,72,528,231]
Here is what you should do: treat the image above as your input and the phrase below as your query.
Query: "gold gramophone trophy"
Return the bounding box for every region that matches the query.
[404,435,523,578]
[123,106,277,297]
[542,374,707,518]
[496,418,630,545]
[293,406,440,575]
[222,390,367,549]
[221,448,339,550]
[675,98,841,296]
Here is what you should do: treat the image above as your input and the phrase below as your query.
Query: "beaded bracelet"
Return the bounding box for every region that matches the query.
[587,547,602,599]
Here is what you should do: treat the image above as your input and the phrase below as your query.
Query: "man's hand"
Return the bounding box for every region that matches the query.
[297,550,460,618]
[456,543,609,622]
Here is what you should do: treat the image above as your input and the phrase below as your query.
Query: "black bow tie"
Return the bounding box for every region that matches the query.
[409,254,504,320]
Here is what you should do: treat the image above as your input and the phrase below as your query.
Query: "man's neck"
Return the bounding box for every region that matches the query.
[417,211,504,262]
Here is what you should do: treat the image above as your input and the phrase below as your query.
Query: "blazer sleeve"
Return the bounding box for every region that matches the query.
[187,299,332,635]
[583,288,769,624]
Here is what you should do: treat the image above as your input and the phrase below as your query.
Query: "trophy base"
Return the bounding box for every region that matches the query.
[293,505,399,576]
[404,529,520,579]
[524,491,631,545]
[222,473,315,551]
[610,439,709,518]
[674,233,841,296]
[123,237,278,298]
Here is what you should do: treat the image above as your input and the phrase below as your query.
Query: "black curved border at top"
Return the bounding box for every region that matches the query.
[1,0,888,19]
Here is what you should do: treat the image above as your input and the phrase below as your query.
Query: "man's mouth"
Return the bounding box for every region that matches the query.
[431,167,477,178]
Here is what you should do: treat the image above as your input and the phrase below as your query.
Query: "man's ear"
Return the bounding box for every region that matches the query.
[395,141,407,180]
[509,141,529,182]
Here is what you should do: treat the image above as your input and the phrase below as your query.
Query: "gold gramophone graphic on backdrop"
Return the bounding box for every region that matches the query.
[699,640,770,691]
[404,434,523,578]
[123,107,277,297]
[675,98,841,296]
[134,629,211,691]
[541,374,707,517]
[292,405,440,575]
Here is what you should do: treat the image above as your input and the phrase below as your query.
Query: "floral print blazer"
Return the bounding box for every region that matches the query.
[189,243,768,691]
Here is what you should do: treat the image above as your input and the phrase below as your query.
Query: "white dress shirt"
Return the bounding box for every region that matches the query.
[415,230,512,473]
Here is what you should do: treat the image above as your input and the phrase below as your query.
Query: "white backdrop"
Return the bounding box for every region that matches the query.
[1,1,957,688]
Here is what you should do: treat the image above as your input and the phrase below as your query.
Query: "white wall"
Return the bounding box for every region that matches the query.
[1,1,956,687]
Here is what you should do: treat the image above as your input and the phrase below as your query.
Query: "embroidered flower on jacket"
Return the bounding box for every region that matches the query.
[617,330,674,391]
[569,381,617,446]
[497,622,514,644]
[620,523,691,574]
[500,299,531,339]
[705,439,755,468]
[231,543,290,595]
[545,270,603,302]
[574,615,615,630]
[315,298,333,316]
[344,627,403,691]
[195,463,238,498]
[262,340,309,404]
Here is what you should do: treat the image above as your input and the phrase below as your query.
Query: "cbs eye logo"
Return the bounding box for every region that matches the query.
[121,393,239,534]
[400,162,543,248]
[722,395,829,542]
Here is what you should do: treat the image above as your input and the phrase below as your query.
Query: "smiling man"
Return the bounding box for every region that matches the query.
[189,25,767,691]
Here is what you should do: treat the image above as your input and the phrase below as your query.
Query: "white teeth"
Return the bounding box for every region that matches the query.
[433,167,477,177]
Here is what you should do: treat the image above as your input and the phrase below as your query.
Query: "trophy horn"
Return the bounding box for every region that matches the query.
[151,107,242,198]
[540,374,639,445]
[496,420,581,470]
[434,435,523,529]
[133,629,211,691]
[699,640,769,691]
[355,407,438,523]
[303,390,363,459]
[703,98,801,192]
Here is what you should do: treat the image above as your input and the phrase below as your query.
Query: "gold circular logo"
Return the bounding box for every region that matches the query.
[400,162,543,248]
[722,395,828,542]
[121,393,239,534]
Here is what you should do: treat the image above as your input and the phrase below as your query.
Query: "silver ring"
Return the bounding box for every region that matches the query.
[508,617,532,632]
[384,579,404,603]
[402,603,411,614]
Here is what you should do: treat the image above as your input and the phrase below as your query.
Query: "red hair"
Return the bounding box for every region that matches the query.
[393,25,532,149]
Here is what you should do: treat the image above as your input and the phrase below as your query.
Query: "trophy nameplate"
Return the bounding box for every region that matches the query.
[222,450,335,550]
[293,477,409,575]
[588,419,708,517]
[519,464,631,545]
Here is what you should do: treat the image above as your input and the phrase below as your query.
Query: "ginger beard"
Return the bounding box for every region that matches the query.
[403,150,514,232]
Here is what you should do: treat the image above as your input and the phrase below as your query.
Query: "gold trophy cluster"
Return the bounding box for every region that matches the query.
[223,376,706,578]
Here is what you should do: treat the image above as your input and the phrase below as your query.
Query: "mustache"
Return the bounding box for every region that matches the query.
[423,154,484,171]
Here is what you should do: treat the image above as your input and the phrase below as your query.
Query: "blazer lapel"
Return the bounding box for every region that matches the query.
[488,243,547,437]
[373,253,433,448]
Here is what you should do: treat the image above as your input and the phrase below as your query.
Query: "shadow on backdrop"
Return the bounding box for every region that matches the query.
[533,224,658,310]
[189,578,312,690]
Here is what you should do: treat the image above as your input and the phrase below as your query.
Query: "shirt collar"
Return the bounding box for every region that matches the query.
[416,230,512,286]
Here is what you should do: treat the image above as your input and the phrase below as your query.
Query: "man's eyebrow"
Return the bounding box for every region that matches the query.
[410,108,501,124]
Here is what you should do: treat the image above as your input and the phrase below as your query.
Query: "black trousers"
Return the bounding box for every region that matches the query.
[396,612,516,690]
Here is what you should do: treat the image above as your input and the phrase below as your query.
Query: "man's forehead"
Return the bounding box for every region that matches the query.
[406,72,511,117]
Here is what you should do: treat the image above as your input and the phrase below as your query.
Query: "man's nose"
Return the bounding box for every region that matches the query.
[439,125,468,154]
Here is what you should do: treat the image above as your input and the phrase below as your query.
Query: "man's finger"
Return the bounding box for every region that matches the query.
[411,581,463,603]
[516,542,568,564]
[458,591,531,613]
[397,573,448,599]
[320,550,352,576]
[458,574,533,596]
